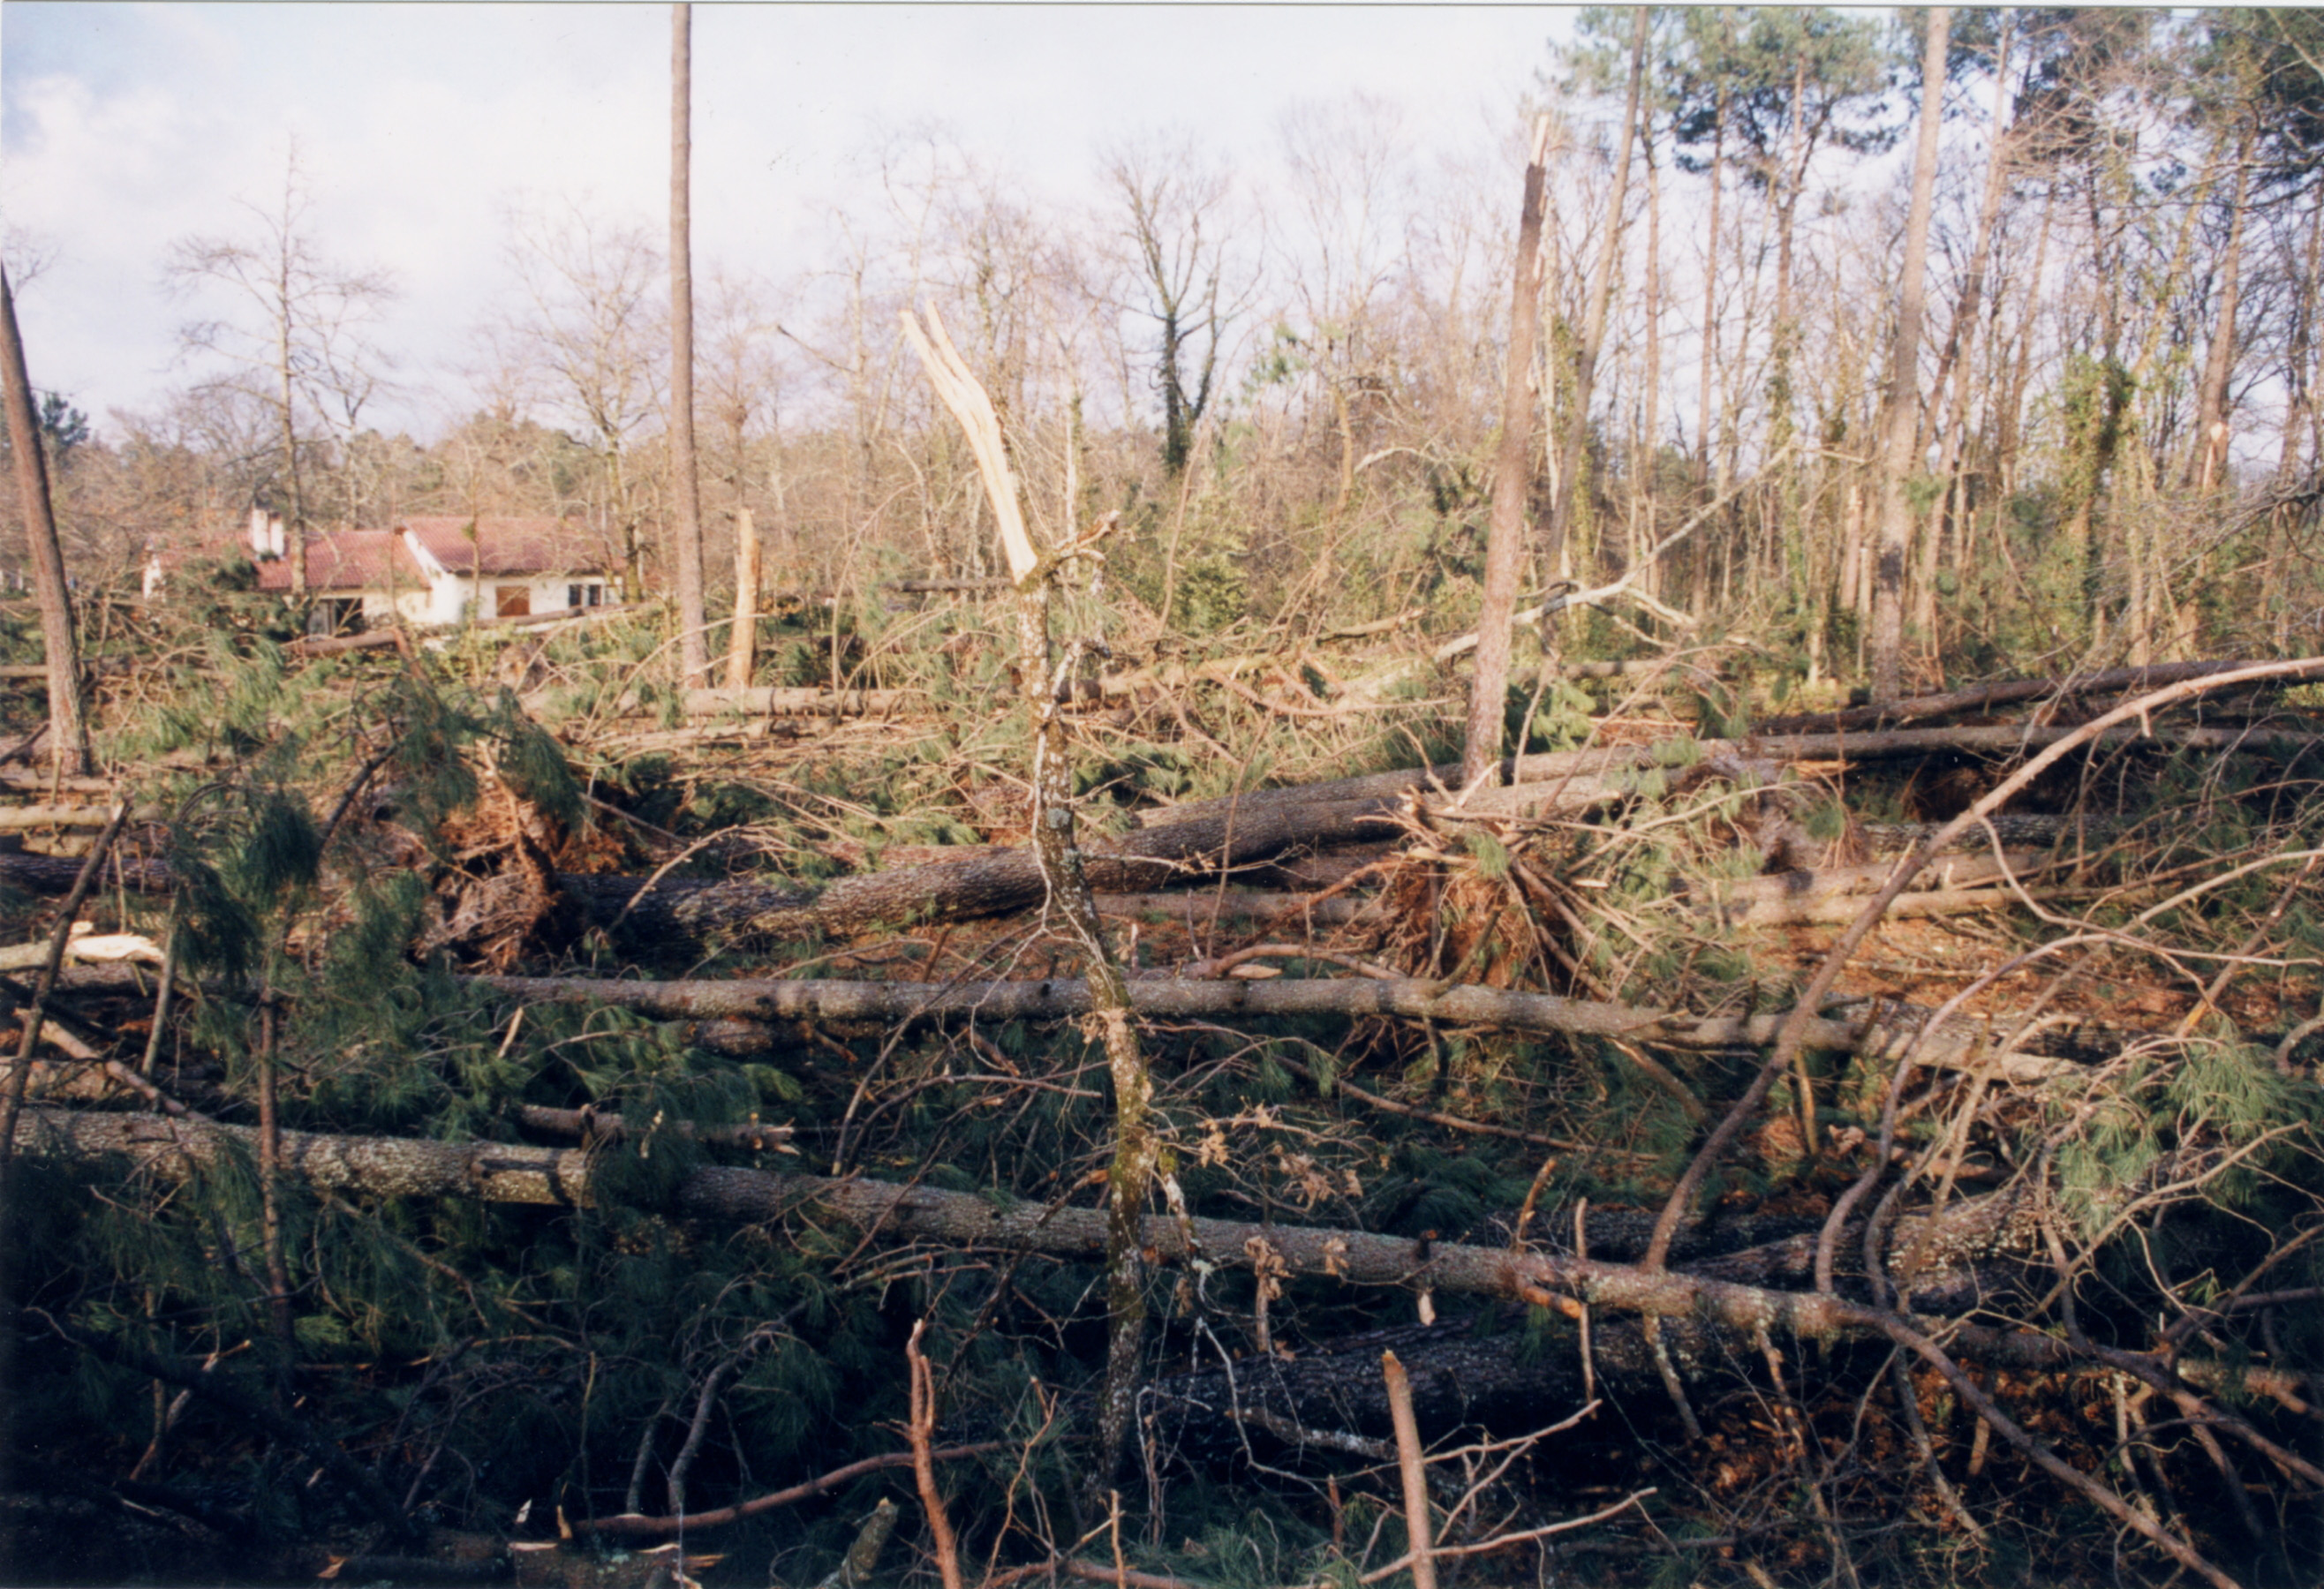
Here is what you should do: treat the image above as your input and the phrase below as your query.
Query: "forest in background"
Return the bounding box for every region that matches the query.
[2,7,2324,1589]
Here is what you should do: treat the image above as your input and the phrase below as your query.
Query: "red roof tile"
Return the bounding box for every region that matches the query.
[399,517,609,577]
[254,531,428,593]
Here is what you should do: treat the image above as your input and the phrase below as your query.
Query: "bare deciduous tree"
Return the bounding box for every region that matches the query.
[482,200,667,596]
[1104,134,1235,476]
[164,148,398,591]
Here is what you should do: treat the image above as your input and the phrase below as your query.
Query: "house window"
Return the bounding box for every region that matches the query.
[568,583,604,608]
[312,599,365,636]
[496,584,531,619]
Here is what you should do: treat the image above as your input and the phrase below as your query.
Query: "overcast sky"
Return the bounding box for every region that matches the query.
[2,2,1573,441]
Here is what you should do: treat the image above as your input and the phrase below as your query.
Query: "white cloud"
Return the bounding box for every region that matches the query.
[3,2,1565,438]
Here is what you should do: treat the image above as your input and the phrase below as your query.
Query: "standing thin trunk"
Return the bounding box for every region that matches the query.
[1869,8,1950,704]
[1545,5,1650,583]
[2280,192,2324,486]
[1696,75,1725,481]
[2189,118,2256,491]
[1639,124,1664,601]
[255,1001,297,1394]
[0,264,89,777]
[725,508,758,690]
[1460,117,1554,792]
[1767,56,1809,455]
[668,4,709,685]
[280,336,306,599]
[1996,192,2053,498]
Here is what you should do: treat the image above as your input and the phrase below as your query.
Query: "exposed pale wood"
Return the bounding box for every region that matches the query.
[0,804,163,830]
[1381,1351,1437,1589]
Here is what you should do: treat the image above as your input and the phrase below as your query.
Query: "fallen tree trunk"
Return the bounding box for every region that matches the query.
[1095,890,1370,926]
[0,803,162,831]
[0,795,1405,944]
[41,959,2113,1088]
[464,970,2085,1082]
[1759,659,2297,734]
[0,726,2252,948]
[0,771,124,797]
[555,794,1407,943]
[4,1104,2042,1338]
[288,629,411,660]
[1136,719,2324,836]
[1708,848,2052,904]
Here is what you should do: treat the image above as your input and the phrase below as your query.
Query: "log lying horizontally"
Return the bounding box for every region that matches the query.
[0,802,163,830]
[4,1104,2039,1341]
[20,1105,2252,1581]
[289,629,411,659]
[1,794,1411,941]
[1759,659,2298,734]
[561,794,1411,942]
[464,971,2084,1081]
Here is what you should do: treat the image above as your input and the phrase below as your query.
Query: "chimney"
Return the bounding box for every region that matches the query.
[250,507,272,559]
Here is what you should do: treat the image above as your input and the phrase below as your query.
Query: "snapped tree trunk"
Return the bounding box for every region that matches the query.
[1868,6,1950,703]
[0,263,90,779]
[1460,116,1553,792]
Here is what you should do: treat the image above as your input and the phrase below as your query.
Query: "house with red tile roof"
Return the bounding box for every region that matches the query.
[246,512,617,629]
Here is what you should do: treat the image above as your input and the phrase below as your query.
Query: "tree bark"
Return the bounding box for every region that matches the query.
[1459,116,1553,792]
[2279,192,2324,486]
[463,969,2090,1083]
[1868,7,1950,703]
[1695,65,1726,481]
[1381,1352,1437,1589]
[2187,117,2255,492]
[0,263,90,778]
[668,3,709,686]
[0,1105,2085,1356]
[724,506,758,690]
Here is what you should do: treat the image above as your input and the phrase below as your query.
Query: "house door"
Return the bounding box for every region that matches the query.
[495,584,531,619]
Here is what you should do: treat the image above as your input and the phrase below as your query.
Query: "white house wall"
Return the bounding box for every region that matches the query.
[358,575,610,627]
